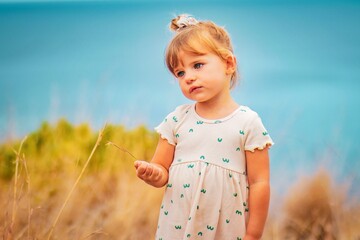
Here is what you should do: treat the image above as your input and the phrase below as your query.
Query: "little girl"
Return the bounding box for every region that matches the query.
[134,14,274,240]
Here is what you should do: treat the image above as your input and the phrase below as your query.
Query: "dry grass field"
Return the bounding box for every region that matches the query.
[1,119,359,239]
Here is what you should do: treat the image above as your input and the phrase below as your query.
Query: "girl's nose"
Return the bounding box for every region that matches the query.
[185,72,196,84]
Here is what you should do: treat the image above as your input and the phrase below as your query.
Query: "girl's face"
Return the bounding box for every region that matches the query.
[174,50,234,104]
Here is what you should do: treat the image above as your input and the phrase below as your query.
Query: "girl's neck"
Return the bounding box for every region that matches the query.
[195,95,239,120]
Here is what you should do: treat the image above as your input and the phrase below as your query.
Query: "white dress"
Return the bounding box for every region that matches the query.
[155,104,274,240]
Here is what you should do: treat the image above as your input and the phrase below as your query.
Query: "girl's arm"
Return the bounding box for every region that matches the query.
[134,137,175,188]
[244,146,270,240]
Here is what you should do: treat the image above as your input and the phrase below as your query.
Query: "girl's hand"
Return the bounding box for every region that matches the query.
[134,160,163,184]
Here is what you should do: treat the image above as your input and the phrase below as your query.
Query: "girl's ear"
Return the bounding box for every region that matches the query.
[225,55,237,75]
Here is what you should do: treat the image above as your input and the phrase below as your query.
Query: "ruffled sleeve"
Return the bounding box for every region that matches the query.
[155,113,176,145]
[244,114,274,152]
[154,105,190,146]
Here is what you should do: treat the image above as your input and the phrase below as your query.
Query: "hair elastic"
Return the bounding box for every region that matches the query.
[175,14,199,30]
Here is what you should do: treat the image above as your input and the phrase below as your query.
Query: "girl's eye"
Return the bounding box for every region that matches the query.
[176,71,185,78]
[194,63,203,69]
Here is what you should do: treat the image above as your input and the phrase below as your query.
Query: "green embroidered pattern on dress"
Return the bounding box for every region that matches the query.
[222,158,230,163]
[207,225,215,231]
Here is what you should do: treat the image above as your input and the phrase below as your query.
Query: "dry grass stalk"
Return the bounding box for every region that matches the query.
[80,228,108,239]
[105,141,137,160]
[46,124,107,240]
[9,152,33,240]
[22,152,32,240]
[6,135,28,239]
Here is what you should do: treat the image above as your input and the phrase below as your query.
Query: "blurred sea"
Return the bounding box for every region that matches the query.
[0,1,359,195]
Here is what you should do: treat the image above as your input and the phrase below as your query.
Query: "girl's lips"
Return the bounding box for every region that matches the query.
[189,86,202,93]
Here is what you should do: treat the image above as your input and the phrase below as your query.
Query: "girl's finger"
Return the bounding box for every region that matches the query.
[152,166,160,178]
[145,165,154,176]
[134,160,141,169]
[137,162,149,175]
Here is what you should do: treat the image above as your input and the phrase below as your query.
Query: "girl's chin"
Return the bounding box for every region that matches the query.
[185,96,207,102]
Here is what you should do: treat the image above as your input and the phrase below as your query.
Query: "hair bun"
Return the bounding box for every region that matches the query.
[170,14,199,31]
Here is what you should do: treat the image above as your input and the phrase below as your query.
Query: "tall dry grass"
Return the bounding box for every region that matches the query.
[1,119,359,239]
[264,170,360,240]
[0,119,162,239]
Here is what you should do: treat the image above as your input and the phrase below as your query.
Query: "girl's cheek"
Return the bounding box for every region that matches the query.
[180,88,190,99]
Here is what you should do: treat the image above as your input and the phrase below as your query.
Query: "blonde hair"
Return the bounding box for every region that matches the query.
[165,14,239,89]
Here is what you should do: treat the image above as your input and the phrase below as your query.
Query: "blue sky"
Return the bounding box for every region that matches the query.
[1,0,359,127]
[1,0,359,134]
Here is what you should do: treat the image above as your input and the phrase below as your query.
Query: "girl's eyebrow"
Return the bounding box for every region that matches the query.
[174,58,202,72]
[174,53,207,71]
[188,58,206,67]
[173,65,184,73]
[185,55,207,65]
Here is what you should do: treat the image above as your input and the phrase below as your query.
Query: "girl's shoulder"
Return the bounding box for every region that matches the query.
[233,105,271,129]
[168,104,192,116]
[236,105,260,120]
[173,104,192,115]
[162,104,192,124]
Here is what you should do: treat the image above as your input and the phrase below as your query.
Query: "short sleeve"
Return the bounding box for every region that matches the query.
[154,105,189,146]
[155,112,177,146]
[244,114,274,152]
